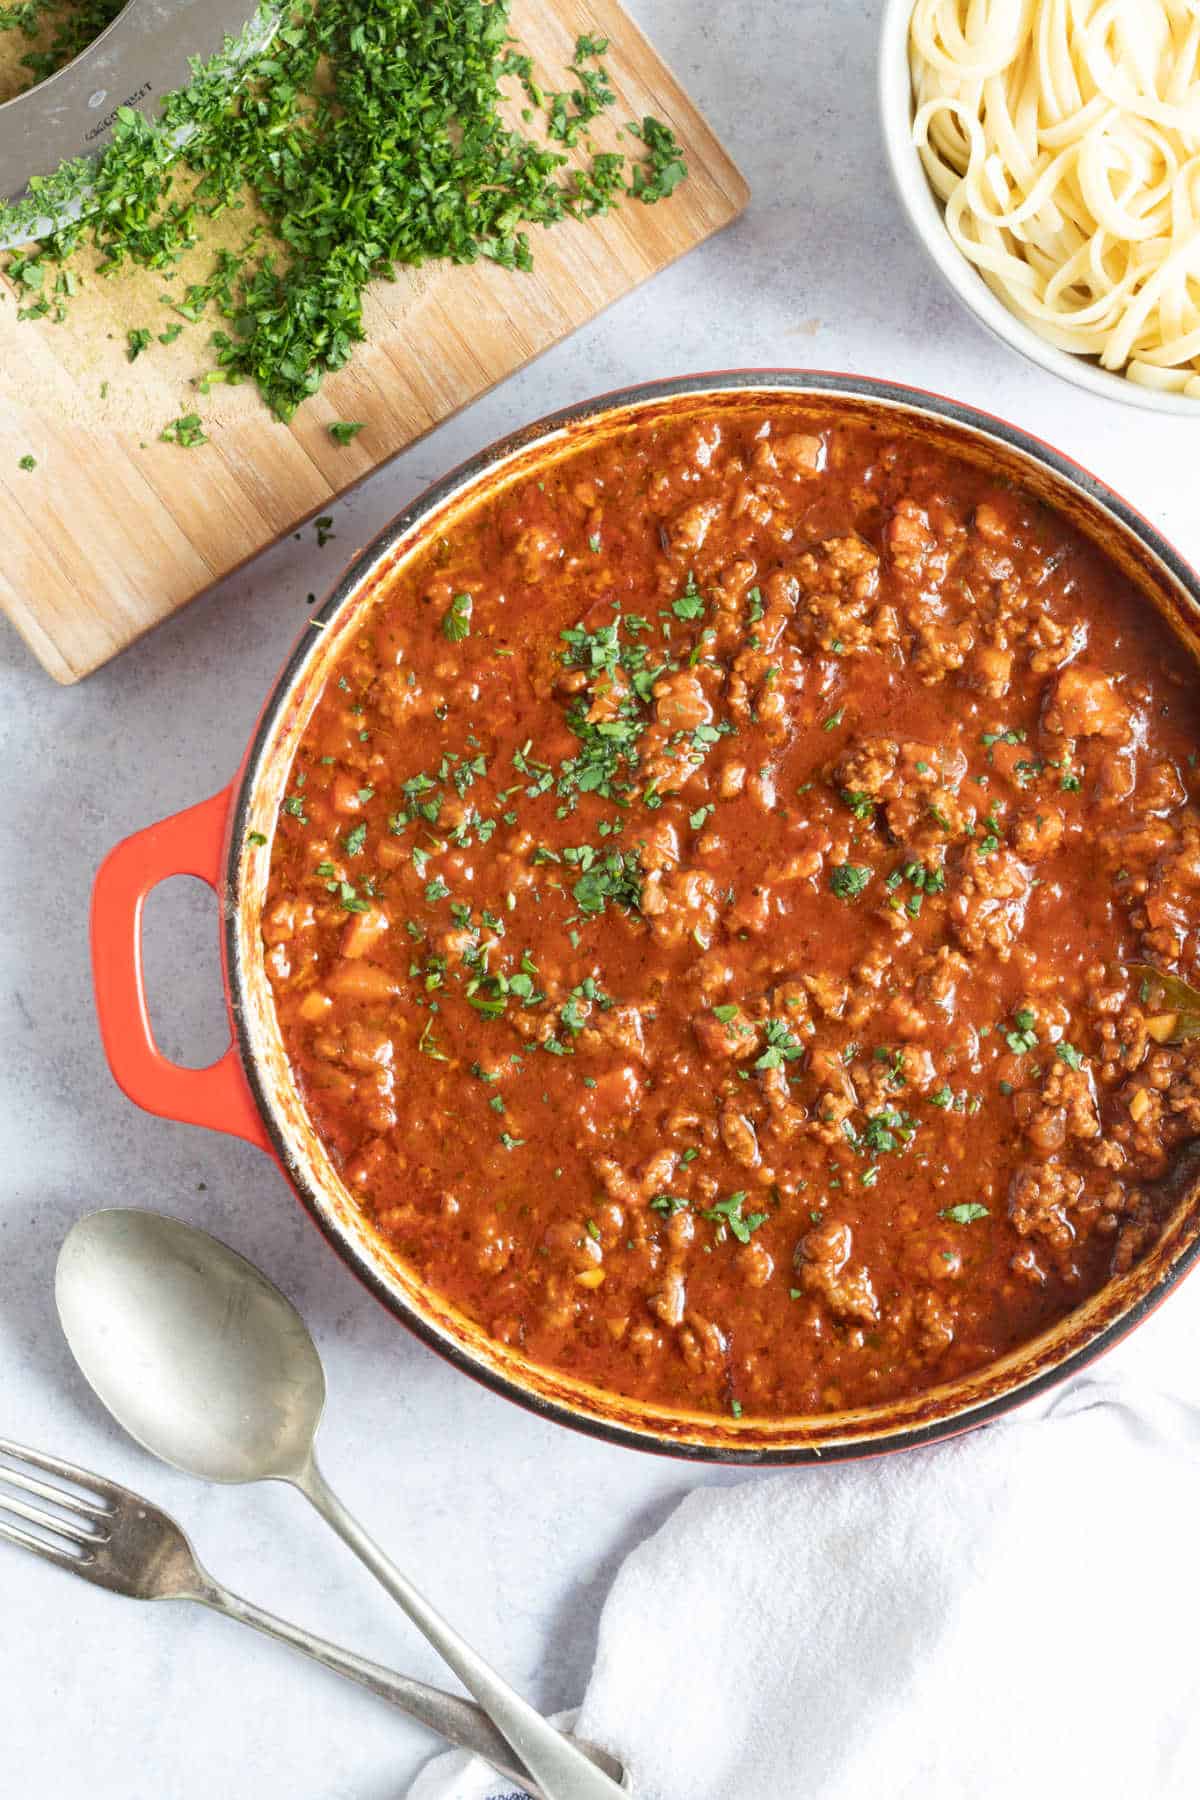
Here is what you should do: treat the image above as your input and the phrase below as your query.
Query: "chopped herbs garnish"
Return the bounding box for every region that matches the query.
[980,726,1026,751]
[1,4,689,428]
[829,863,872,901]
[649,1193,690,1217]
[1056,1042,1085,1071]
[160,413,207,448]
[755,1018,804,1070]
[672,573,706,620]
[1004,1008,1039,1055]
[17,454,36,472]
[329,421,366,445]
[442,592,474,642]
[941,1203,990,1224]
[572,849,643,917]
[0,0,127,94]
[701,1191,768,1243]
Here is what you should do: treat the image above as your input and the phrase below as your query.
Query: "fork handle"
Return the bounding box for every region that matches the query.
[296,1457,627,1800]
[196,1579,557,1796]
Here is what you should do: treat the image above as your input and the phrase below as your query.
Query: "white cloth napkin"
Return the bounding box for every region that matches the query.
[409,1380,1200,1800]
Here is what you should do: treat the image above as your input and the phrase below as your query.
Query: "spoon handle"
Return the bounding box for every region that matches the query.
[296,1457,627,1800]
[195,1580,565,1796]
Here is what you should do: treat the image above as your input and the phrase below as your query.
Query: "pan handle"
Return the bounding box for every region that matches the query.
[90,786,270,1151]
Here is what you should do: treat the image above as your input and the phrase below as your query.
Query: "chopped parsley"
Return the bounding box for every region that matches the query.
[672,572,706,620]
[1004,1008,1039,1055]
[702,1191,768,1243]
[856,1107,914,1155]
[980,726,1026,752]
[572,849,643,917]
[442,592,474,642]
[829,863,872,901]
[941,1202,990,1225]
[0,9,689,427]
[329,421,366,445]
[754,1018,804,1070]
[977,810,1004,856]
[649,1193,690,1217]
[160,413,207,448]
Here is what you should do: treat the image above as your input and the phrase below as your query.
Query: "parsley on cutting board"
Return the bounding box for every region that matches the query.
[0,1,688,436]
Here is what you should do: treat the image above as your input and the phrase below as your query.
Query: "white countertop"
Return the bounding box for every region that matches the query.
[3,3,1198,1793]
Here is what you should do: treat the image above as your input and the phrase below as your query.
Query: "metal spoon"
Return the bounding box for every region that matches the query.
[56,1208,626,1800]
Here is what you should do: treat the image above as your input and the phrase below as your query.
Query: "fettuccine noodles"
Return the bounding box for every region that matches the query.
[909,0,1200,396]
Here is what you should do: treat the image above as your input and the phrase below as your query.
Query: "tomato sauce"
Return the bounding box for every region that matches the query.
[262,403,1200,1418]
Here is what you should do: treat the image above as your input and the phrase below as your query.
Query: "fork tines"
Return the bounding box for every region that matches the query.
[0,1438,114,1566]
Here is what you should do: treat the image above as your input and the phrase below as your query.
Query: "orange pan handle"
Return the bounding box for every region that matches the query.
[91,786,270,1151]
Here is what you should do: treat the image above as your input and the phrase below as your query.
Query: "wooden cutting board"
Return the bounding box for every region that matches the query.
[0,1,747,684]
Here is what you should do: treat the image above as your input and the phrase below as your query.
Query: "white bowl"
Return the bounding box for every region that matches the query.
[878,0,1200,418]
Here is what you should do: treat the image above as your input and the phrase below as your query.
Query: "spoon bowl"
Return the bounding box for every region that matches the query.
[57,1208,324,1485]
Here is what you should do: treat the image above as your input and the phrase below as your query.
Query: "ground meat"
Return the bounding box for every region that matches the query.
[1007,1163,1083,1254]
[1139,818,1200,974]
[1016,1061,1100,1154]
[947,847,1032,958]
[791,534,886,655]
[1011,806,1065,860]
[720,1105,761,1167]
[793,1220,879,1326]
[1043,665,1131,741]
[913,1289,957,1355]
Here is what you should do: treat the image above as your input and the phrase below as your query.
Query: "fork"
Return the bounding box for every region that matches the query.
[0,1438,622,1796]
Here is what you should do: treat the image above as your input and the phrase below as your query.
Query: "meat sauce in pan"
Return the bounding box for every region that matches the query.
[262,404,1200,1418]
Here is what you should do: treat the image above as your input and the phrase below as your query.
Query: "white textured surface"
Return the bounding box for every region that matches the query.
[1,3,1198,1794]
[413,1383,1200,1800]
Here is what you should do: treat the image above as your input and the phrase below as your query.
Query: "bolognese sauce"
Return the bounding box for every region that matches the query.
[261,403,1200,1417]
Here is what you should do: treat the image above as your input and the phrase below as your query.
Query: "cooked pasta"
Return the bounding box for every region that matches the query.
[909,0,1200,396]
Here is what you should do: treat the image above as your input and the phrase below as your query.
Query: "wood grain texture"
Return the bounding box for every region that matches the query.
[0,0,747,683]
